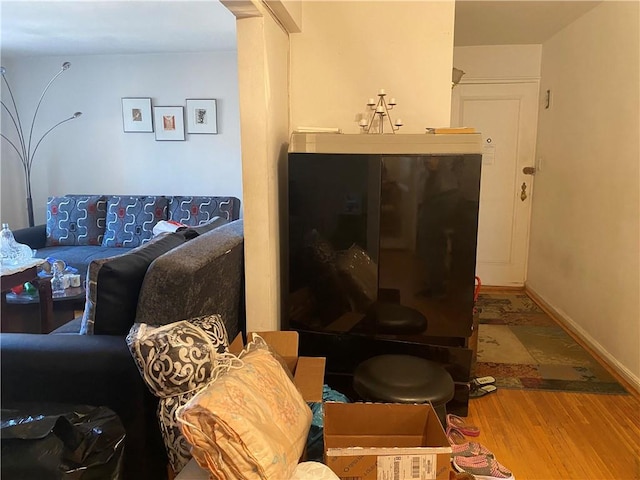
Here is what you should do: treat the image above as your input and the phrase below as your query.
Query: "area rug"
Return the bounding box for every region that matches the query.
[475,292,629,394]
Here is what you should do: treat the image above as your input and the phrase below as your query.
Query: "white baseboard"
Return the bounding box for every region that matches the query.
[525,284,640,396]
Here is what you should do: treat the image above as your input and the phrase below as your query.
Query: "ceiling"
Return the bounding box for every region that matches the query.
[454,1,601,46]
[0,1,602,57]
[0,1,237,57]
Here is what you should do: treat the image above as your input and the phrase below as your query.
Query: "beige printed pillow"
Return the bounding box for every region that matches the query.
[177,335,312,480]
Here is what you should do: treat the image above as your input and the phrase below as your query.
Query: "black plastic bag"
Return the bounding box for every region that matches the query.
[1,404,125,480]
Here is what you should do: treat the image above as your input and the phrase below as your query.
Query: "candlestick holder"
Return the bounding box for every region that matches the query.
[359,89,403,134]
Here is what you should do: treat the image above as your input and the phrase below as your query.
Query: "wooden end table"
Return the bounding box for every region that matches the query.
[1,259,54,333]
[3,283,86,334]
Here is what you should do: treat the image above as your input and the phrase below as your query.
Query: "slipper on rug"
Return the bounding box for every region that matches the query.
[469,384,497,399]
[472,376,496,387]
[447,414,480,437]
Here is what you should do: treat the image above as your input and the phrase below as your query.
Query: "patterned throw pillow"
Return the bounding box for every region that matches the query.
[102,195,168,247]
[126,315,230,474]
[168,196,239,226]
[46,195,107,246]
[176,335,312,480]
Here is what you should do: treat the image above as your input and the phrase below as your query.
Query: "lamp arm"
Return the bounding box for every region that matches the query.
[1,77,28,160]
[27,66,66,160]
[0,133,26,165]
[28,115,77,169]
[1,101,26,155]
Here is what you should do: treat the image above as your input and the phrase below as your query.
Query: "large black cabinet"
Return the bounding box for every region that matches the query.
[285,133,482,413]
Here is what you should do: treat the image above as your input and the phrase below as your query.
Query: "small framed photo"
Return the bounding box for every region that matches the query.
[122,98,153,132]
[186,99,218,134]
[154,106,185,141]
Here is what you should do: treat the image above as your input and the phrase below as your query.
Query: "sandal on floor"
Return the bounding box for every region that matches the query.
[453,455,515,480]
[472,376,496,387]
[446,427,468,445]
[447,414,480,437]
[469,384,498,399]
[451,442,494,458]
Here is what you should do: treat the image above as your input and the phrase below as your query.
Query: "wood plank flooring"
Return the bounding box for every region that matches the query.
[464,389,640,479]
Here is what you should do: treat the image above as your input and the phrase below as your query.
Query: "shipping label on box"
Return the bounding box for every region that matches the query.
[377,453,437,480]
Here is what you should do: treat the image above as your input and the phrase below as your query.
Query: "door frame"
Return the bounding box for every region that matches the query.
[452,77,541,286]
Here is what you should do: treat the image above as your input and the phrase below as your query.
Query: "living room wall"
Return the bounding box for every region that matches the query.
[290,0,456,132]
[527,1,640,387]
[0,51,242,229]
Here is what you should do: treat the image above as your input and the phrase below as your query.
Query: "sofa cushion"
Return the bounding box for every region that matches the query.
[102,195,168,248]
[35,245,133,278]
[167,196,239,226]
[46,195,107,246]
[80,232,186,335]
[126,315,230,473]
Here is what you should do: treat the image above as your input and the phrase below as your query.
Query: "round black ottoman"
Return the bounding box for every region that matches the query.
[364,303,428,334]
[353,354,454,427]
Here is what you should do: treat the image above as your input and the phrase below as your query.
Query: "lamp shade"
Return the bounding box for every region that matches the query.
[452,67,466,86]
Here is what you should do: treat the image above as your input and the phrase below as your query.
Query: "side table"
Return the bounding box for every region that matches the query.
[5,285,86,333]
[1,259,53,333]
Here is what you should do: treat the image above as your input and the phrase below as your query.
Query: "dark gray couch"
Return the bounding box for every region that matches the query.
[1,219,245,480]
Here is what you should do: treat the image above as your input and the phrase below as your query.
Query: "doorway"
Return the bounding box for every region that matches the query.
[451,82,540,286]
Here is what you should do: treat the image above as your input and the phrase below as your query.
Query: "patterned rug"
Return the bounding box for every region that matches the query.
[475,292,628,394]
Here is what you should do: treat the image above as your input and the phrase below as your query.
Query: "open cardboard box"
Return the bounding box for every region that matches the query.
[229,330,326,402]
[175,330,326,480]
[324,402,452,480]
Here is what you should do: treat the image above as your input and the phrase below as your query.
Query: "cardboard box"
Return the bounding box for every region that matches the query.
[229,330,326,403]
[324,402,452,480]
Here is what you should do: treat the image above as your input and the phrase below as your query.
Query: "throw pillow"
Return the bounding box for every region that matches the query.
[168,196,238,226]
[102,195,168,247]
[176,334,312,480]
[80,232,186,335]
[126,315,230,474]
[46,195,107,246]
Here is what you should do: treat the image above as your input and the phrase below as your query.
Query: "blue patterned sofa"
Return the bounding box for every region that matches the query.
[14,194,241,276]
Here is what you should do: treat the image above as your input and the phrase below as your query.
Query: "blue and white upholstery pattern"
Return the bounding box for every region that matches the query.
[102,195,168,247]
[168,196,239,226]
[46,195,107,246]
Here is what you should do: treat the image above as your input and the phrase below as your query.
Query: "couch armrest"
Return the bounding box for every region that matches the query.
[0,333,167,480]
[12,224,47,249]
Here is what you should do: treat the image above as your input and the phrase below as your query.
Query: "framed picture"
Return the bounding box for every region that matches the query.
[122,98,153,132]
[153,106,185,141]
[186,99,218,134]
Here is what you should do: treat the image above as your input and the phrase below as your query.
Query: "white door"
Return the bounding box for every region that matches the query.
[451,82,539,286]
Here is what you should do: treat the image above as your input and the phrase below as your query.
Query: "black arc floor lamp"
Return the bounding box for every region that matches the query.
[1,61,82,227]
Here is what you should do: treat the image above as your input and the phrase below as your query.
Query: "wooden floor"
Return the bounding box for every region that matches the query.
[464,384,640,479]
[465,287,640,479]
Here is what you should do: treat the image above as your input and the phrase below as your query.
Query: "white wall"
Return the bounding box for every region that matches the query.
[454,45,542,80]
[290,1,456,133]
[235,6,290,331]
[1,51,242,229]
[527,2,640,385]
